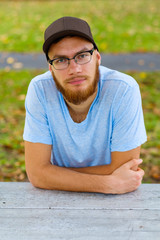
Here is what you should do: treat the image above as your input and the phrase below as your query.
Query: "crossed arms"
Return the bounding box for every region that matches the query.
[25,141,144,194]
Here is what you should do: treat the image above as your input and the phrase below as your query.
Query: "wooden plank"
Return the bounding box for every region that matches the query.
[0,183,160,210]
[0,183,160,239]
[0,208,160,240]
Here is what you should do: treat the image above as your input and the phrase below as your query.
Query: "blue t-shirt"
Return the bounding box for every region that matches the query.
[23,66,147,167]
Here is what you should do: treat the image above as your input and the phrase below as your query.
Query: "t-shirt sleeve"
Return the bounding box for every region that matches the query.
[23,81,52,144]
[111,82,147,152]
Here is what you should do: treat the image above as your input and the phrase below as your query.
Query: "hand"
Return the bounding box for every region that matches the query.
[108,159,144,194]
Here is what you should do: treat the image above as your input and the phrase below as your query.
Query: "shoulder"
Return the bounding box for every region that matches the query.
[99,65,138,89]
[26,71,57,103]
[27,71,55,94]
[98,66,141,113]
[30,71,53,85]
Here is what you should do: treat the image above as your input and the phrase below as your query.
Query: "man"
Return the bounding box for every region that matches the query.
[23,16,147,194]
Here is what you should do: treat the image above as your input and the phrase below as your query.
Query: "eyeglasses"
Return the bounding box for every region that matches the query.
[48,48,95,70]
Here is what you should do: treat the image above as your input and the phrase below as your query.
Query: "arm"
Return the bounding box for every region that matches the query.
[25,141,144,194]
[25,141,111,193]
[68,146,141,175]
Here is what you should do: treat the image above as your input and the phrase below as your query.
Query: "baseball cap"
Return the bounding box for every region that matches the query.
[43,16,98,55]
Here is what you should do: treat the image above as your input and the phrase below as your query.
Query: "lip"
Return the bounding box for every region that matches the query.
[68,78,86,85]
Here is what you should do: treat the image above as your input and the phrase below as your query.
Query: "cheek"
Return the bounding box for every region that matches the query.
[83,62,95,74]
[88,61,97,76]
[54,71,66,84]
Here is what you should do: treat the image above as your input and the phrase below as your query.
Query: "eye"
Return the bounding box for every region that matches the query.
[77,53,88,60]
[54,58,67,64]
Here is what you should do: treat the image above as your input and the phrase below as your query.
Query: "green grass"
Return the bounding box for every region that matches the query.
[0,70,160,182]
[0,70,42,181]
[128,72,160,183]
[0,0,159,182]
[0,0,160,53]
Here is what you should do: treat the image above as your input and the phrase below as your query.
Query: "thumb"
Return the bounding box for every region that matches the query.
[125,159,143,169]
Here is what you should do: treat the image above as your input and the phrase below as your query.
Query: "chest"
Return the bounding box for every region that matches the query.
[48,93,113,167]
[50,113,112,167]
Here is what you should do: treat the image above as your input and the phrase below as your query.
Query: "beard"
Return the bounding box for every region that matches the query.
[51,63,100,105]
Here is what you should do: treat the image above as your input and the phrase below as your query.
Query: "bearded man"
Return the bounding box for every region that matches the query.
[23,16,147,194]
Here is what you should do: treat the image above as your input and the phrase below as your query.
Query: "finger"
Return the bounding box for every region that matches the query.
[125,159,143,169]
[137,167,145,177]
[136,168,145,182]
[131,165,138,171]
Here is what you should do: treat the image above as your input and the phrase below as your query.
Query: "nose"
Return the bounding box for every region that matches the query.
[67,59,82,75]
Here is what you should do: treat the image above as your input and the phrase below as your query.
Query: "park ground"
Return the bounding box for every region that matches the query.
[0,0,160,182]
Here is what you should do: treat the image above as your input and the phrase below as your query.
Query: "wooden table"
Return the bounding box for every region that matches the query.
[0,183,160,240]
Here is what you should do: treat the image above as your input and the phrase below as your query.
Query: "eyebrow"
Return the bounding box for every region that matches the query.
[52,47,92,59]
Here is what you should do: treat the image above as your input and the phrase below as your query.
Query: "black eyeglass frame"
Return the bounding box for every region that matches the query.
[48,47,95,70]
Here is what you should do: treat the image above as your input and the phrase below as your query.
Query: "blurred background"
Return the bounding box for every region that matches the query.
[0,0,160,182]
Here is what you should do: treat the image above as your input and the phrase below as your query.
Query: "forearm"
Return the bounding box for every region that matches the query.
[28,161,144,194]
[25,142,143,194]
[25,141,112,193]
[27,159,144,194]
[68,164,114,175]
[28,163,112,193]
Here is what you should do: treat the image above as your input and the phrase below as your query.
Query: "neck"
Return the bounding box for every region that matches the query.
[64,89,98,123]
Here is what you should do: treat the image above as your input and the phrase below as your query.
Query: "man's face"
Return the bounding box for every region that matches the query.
[48,36,101,105]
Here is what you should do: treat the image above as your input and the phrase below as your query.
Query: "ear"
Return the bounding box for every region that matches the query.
[96,51,101,66]
[49,63,52,72]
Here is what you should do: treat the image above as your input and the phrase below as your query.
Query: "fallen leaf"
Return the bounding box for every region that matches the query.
[18,94,26,101]
[139,72,147,79]
[13,62,23,69]
[6,57,15,64]
[138,59,145,66]
[149,166,160,180]
[153,108,160,116]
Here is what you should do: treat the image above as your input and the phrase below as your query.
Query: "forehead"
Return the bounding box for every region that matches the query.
[48,36,93,57]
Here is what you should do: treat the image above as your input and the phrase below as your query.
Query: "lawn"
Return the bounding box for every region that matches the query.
[0,0,160,53]
[0,70,160,182]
